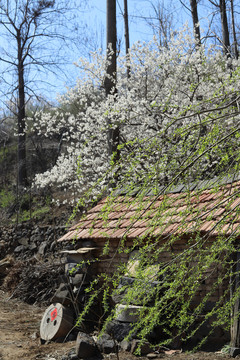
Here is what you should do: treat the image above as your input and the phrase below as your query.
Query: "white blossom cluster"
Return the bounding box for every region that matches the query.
[33,28,240,205]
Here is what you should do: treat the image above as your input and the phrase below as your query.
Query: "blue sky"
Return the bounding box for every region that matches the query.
[0,0,230,109]
[85,0,187,49]
[55,0,224,99]
[57,0,192,99]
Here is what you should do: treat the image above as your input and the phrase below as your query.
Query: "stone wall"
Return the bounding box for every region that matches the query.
[0,223,74,304]
[0,223,68,260]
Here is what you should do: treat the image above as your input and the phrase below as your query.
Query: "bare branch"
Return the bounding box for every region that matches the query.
[0,0,88,187]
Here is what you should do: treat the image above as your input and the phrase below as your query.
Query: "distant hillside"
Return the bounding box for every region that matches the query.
[0,132,73,226]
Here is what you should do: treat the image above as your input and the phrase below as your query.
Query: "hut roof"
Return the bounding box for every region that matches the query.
[58,175,240,242]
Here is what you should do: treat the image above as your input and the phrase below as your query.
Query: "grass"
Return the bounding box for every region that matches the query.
[22,205,51,222]
[0,189,15,208]
[0,187,51,223]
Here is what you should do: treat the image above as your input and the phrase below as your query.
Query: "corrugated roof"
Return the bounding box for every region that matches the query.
[58,178,240,242]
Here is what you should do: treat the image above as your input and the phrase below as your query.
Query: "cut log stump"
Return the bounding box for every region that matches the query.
[40,303,74,341]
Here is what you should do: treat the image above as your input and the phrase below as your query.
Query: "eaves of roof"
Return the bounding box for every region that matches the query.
[58,175,240,243]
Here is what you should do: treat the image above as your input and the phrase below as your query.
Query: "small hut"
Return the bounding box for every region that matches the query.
[58,175,240,351]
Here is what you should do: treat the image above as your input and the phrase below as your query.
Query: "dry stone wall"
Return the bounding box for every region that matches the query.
[0,223,76,305]
[0,223,68,260]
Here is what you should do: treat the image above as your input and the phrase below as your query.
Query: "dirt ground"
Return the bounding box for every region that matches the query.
[0,289,74,360]
[0,289,236,360]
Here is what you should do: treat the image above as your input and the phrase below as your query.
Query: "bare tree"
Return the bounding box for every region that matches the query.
[208,0,231,56]
[178,0,202,45]
[146,0,175,47]
[190,0,201,45]
[230,0,238,59]
[104,0,117,97]
[133,0,175,48]
[219,0,231,56]
[104,0,120,185]
[123,0,130,78]
[0,0,86,188]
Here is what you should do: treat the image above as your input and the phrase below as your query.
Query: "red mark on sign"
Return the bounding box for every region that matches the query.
[51,308,58,321]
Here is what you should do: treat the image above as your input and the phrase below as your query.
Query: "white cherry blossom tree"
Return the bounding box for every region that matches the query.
[33,27,240,206]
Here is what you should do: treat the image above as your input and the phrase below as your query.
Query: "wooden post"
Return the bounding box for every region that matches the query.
[230,250,240,357]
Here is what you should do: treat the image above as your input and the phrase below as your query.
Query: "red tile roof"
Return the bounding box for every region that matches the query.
[58,179,240,242]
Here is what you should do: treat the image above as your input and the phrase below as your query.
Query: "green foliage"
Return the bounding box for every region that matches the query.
[13,204,50,222]
[0,188,15,208]
[72,114,240,351]
[0,186,51,224]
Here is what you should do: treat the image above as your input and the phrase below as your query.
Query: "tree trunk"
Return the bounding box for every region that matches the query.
[104,0,117,96]
[219,0,230,57]
[230,0,238,59]
[17,30,28,188]
[190,0,201,45]
[105,0,120,186]
[124,0,130,78]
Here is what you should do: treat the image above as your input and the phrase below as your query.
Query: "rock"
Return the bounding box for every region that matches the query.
[14,245,26,253]
[65,348,76,359]
[65,263,82,276]
[31,234,42,243]
[229,347,240,357]
[115,304,144,323]
[28,243,37,251]
[95,333,117,354]
[30,331,38,340]
[106,320,135,342]
[71,273,92,285]
[38,241,48,255]
[75,331,99,359]
[52,283,71,306]
[120,339,131,352]
[46,227,52,235]
[112,277,135,304]
[147,353,158,359]
[105,320,136,342]
[70,273,84,285]
[49,241,56,252]
[131,339,152,355]
[66,253,84,264]
[18,237,29,246]
[112,276,159,306]
[69,354,79,360]
[32,226,40,234]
